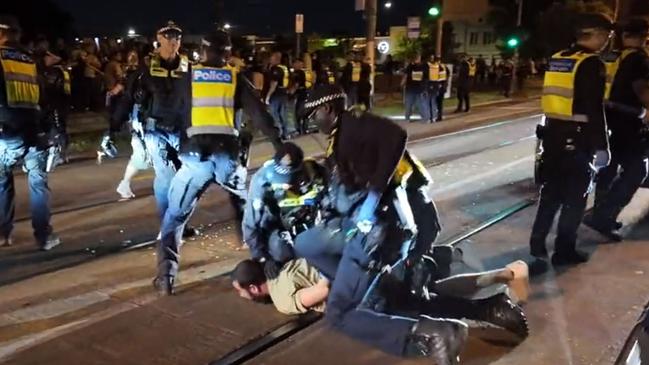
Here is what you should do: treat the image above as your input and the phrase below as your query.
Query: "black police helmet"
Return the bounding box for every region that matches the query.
[620,18,649,36]
[0,15,21,33]
[303,84,347,119]
[202,29,232,54]
[575,12,614,33]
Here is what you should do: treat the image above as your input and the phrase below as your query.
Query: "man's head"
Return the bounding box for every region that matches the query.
[156,21,182,58]
[231,260,269,301]
[620,18,649,49]
[0,16,20,46]
[201,29,231,67]
[304,84,347,134]
[292,58,304,70]
[412,53,421,64]
[270,51,282,66]
[271,142,312,193]
[575,13,614,52]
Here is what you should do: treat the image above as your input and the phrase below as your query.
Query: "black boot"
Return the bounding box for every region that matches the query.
[551,249,589,266]
[472,294,529,339]
[582,215,623,242]
[404,316,468,365]
[153,276,175,296]
[182,226,200,239]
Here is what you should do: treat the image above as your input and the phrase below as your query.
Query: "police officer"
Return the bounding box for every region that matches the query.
[586,18,649,241]
[243,142,327,276]
[428,55,448,122]
[265,50,292,139]
[34,38,71,169]
[401,53,430,123]
[341,51,371,109]
[531,13,613,268]
[0,16,59,249]
[154,29,281,295]
[104,21,192,227]
[455,54,472,113]
[290,58,310,134]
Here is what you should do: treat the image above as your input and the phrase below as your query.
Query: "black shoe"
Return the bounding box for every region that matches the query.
[182,226,200,239]
[153,276,175,296]
[551,250,589,266]
[454,109,462,114]
[530,244,548,259]
[529,257,550,275]
[583,218,623,242]
[474,294,529,340]
[436,117,444,122]
[404,316,468,365]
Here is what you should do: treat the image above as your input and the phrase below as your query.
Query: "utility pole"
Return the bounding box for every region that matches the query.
[365,0,377,89]
[511,0,524,96]
[435,0,444,57]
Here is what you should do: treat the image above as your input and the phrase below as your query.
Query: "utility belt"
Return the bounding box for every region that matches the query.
[143,117,180,133]
[536,123,589,152]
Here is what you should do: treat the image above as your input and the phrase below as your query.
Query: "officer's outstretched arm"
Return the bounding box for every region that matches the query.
[242,169,272,260]
[236,74,282,151]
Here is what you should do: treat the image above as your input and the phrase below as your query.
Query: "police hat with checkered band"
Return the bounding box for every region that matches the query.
[303,84,347,119]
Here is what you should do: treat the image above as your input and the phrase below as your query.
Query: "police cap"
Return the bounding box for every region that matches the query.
[0,15,20,32]
[303,84,347,118]
[575,12,614,33]
[619,18,649,36]
[157,21,182,38]
[202,29,232,53]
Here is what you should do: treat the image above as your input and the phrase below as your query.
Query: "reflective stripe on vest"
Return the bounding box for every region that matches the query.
[0,47,39,110]
[604,48,642,100]
[352,62,361,82]
[188,65,237,137]
[55,65,71,95]
[541,51,598,123]
[393,151,431,187]
[149,54,189,79]
[278,65,290,88]
[411,70,424,81]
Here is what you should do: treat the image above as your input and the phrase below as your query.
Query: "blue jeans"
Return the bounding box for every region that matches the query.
[0,136,52,245]
[294,217,349,279]
[158,151,239,278]
[143,130,182,222]
[269,93,293,138]
[404,89,430,122]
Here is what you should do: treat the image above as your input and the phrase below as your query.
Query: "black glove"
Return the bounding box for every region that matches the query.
[263,259,283,280]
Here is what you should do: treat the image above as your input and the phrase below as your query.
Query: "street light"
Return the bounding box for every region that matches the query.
[507,37,520,48]
[428,6,440,17]
[224,23,232,30]
[384,1,392,9]
[127,28,135,36]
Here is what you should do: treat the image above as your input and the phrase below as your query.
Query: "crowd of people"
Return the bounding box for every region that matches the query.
[1,9,648,364]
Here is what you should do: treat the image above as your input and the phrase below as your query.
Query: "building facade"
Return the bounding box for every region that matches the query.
[444,0,500,58]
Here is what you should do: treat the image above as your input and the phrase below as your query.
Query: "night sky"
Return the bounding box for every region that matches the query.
[50,0,425,36]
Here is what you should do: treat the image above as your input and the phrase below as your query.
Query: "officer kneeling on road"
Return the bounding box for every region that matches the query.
[154,29,282,296]
[586,18,649,241]
[0,16,60,250]
[531,13,612,270]
[242,142,328,278]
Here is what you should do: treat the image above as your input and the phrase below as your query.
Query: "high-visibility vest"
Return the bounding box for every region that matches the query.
[188,65,237,137]
[428,62,440,81]
[327,70,336,84]
[351,62,361,82]
[542,50,599,123]
[55,65,71,95]
[149,54,189,79]
[411,69,424,82]
[305,70,314,89]
[278,65,290,88]
[468,61,477,77]
[0,46,40,110]
[438,65,447,81]
[603,48,644,100]
[393,151,431,187]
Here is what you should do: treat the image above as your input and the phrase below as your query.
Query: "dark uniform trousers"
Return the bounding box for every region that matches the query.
[530,137,595,256]
[594,135,649,224]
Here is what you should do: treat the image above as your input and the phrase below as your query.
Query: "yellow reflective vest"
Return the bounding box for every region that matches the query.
[278,65,290,88]
[541,51,599,123]
[351,62,361,82]
[305,70,314,89]
[428,62,447,82]
[188,65,237,137]
[468,61,477,77]
[55,65,71,95]
[603,48,644,100]
[150,54,189,79]
[0,46,40,110]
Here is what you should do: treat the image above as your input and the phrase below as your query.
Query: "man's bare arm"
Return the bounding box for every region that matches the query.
[296,278,330,309]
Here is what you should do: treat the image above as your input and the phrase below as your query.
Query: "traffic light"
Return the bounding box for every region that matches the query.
[428,6,440,17]
[506,36,520,48]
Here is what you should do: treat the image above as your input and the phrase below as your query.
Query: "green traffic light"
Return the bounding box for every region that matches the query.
[507,37,519,48]
[428,6,440,17]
